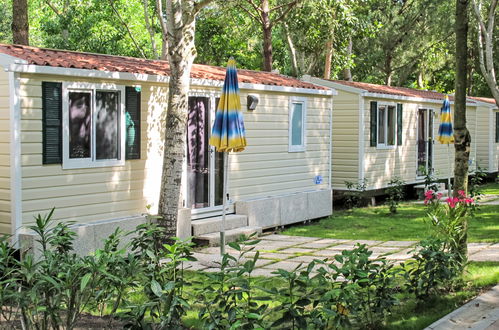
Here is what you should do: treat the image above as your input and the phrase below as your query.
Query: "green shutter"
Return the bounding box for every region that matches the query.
[397,103,403,145]
[125,87,141,159]
[496,112,499,143]
[42,82,62,164]
[370,101,378,147]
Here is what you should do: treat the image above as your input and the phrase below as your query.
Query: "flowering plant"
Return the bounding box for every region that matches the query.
[423,190,475,267]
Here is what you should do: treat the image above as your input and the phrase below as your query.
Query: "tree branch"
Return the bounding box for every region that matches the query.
[269,0,297,12]
[273,0,299,25]
[109,0,147,58]
[194,0,214,15]
[245,0,262,13]
[44,0,62,17]
[155,0,169,59]
[143,0,159,59]
[237,4,262,23]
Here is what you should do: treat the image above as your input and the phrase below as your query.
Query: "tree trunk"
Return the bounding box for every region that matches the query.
[283,22,298,77]
[453,0,470,267]
[261,2,273,72]
[157,0,198,238]
[384,54,393,86]
[12,0,29,45]
[323,40,333,80]
[342,37,353,81]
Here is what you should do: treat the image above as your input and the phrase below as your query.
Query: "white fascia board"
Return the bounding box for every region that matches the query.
[8,64,334,96]
[358,95,365,183]
[309,77,365,94]
[0,53,27,69]
[8,63,171,83]
[362,92,476,107]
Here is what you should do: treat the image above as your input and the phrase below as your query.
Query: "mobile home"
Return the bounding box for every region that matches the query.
[304,77,478,194]
[0,44,334,249]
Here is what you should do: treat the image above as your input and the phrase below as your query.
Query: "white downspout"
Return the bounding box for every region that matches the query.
[329,95,333,191]
[358,94,366,184]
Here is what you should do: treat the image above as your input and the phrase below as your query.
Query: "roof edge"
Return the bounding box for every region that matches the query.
[8,63,334,96]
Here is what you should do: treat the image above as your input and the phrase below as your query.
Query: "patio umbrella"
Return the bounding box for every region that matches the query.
[209,58,246,255]
[437,95,454,196]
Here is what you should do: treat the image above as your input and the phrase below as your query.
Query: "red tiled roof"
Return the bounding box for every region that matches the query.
[0,44,328,91]
[469,96,497,106]
[330,80,454,101]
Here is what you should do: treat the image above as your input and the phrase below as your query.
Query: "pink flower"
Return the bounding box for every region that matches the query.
[465,198,474,204]
[458,190,466,198]
[446,197,459,208]
[425,190,435,199]
[437,193,443,199]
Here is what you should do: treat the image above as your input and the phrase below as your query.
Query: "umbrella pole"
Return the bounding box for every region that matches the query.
[447,143,452,197]
[220,151,229,256]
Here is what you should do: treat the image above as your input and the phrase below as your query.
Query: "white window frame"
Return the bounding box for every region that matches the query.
[376,102,397,149]
[288,96,307,152]
[62,82,126,169]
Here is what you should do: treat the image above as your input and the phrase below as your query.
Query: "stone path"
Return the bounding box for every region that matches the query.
[187,234,499,276]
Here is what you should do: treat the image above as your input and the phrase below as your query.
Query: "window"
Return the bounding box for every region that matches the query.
[289,97,307,152]
[377,104,397,147]
[62,83,126,169]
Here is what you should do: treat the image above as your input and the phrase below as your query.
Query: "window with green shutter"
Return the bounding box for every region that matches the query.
[125,87,141,159]
[397,103,403,145]
[41,82,141,167]
[370,101,377,147]
[42,82,63,164]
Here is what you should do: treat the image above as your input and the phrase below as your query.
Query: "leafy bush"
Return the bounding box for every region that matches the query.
[403,239,460,303]
[386,177,406,214]
[344,178,368,209]
[197,234,270,329]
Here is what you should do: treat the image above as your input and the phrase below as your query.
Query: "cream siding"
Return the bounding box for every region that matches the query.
[19,73,331,227]
[0,70,10,235]
[329,90,359,189]
[20,74,167,226]
[228,91,331,199]
[475,104,499,173]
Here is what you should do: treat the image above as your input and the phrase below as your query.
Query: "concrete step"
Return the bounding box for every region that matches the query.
[196,226,262,246]
[192,214,248,236]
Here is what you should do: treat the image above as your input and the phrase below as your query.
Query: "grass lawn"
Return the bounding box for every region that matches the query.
[481,181,499,195]
[282,202,499,243]
[181,261,499,329]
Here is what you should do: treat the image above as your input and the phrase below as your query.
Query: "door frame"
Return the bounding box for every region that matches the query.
[183,91,234,219]
[416,108,435,179]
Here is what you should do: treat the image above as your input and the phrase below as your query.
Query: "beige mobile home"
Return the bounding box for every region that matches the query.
[0,44,334,248]
[472,97,499,175]
[304,77,478,193]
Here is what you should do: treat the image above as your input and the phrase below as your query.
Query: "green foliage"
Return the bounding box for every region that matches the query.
[197,233,269,329]
[421,166,440,192]
[344,178,368,209]
[403,239,460,303]
[386,177,406,214]
[0,0,12,44]
[424,190,476,268]
[469,166,487,200]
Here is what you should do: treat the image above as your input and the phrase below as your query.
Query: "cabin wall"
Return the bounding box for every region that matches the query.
[362,98,478,190]
[0,70,11,235]
[18,73,331,229]
[19,74,166,227]
[492,109,499,173]
[230,91,331,199]
[329,90,359,189]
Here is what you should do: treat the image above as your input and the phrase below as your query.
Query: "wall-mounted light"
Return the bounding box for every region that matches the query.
[247,94,259,111]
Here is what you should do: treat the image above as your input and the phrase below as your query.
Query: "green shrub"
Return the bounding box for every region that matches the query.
[197,233,270,329]
[344,178,368,209]
[403,239,461,303]
[386,177,406,214]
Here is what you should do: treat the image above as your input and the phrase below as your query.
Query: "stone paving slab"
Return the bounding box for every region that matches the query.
[278,247,317,254]
[287,255,330,264]
[425,284,499,330]
[259,234,319,243]
[258,252,294,261]
[295,242,341,249]
[379,240,418,247]
[469,249,499,262]
[263,260,305,271]
[367,246,404,254]
[313,238,352,245]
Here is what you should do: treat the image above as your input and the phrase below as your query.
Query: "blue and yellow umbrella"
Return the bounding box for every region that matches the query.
[437,95,454,195]
[209,58,247,152]
[209,58,246,255]
[437,95,454,144]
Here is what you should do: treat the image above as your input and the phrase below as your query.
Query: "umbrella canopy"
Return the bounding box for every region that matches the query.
[437,95,454,144]
[209,58,246,152]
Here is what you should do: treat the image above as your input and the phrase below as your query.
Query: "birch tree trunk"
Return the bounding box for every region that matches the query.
[12,0,29,45]
[453,0,471,267]
[472,0,499,108]
[157,0,212,238]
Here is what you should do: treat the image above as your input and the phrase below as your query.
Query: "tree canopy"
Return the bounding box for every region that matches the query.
[1,0,497,97]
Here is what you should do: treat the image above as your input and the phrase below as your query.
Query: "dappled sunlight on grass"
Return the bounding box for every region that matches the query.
[481,182,499,195]
[282,202,498,242]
